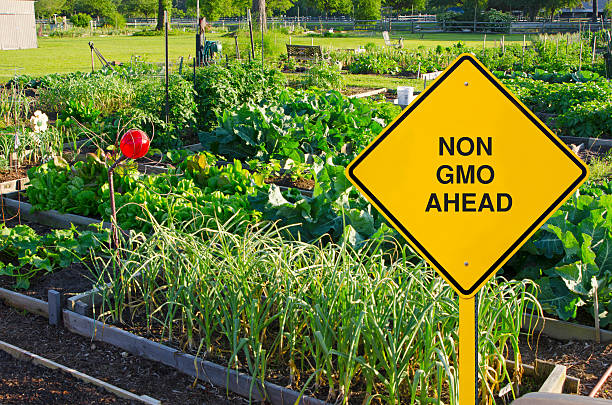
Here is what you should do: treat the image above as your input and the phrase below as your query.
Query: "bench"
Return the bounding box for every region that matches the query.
[286,44,323,61]
[382,31,403,49]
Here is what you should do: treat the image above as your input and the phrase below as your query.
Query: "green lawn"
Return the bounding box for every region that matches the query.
[0,31,527,80]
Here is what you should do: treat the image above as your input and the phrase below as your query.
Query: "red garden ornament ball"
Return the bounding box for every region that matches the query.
[120,129,150,159]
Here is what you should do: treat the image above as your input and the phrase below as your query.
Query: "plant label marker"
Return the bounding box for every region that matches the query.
[345,53,588,404]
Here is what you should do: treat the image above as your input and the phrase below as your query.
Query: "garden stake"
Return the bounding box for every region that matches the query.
[592,36,597,66]
[522,34,525,68]
[164,11,169,125]
[590,363,612,398]
[579,39,583,71]
[108,154,127,249]
[247,9,255,60]
[108,129,150,249]
[594,276,601,343]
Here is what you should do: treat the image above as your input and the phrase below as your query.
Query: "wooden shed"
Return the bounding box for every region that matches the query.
[0,0,37,50]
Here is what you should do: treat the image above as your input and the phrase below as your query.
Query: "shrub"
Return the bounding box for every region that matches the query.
[348,52,400,74]
[187,61,285,131]
[39,72,135,115]
[556,101,612,139]
[70,13,92,28]
[364,42,377,52]
[301,62,345,89]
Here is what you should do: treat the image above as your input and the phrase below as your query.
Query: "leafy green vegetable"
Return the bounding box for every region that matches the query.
[0,224,108,289]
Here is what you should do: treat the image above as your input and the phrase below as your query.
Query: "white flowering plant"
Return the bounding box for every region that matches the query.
[29,110,49,133]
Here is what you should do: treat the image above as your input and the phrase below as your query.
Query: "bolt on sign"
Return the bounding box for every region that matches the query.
[346,53,588,298]
[345,53,588,404]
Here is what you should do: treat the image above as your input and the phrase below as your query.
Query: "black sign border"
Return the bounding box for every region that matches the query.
[346,54,588,296]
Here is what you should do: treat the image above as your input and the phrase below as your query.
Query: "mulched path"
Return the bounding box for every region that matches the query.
[519,333,612,398]
[0,302,248,405]
[0,350,132,404]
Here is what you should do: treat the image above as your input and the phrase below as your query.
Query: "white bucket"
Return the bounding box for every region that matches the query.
[397,86,414,105]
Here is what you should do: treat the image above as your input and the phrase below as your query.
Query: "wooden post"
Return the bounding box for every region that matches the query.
[48,290,62,326]
[90,46,95,72]
[579,37,583,71]
[594,277,601,344]
[482,33,486,55]
[234,34,240,59]
[522,34,526,68]
[591,36,597,65]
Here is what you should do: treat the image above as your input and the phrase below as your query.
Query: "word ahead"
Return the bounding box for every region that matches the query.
[425,137,511,213]
[345,53,588,297]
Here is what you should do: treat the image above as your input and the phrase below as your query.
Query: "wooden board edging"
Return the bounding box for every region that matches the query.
[348,88,386,99]
[0,177,29,195]
[62,310,329,405]
[507,359,579,394]
[558,136,612,150]
[0,197,109,230]
[0,287,48,318]
[0,339,160,405]
[523,313,612,343]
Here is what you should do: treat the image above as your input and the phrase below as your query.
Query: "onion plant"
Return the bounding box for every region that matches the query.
[93,216,541,404]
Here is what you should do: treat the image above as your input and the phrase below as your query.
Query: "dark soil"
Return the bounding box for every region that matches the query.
[265,174,315,191]
[0,166,28,183]
[0,349,132,404]
[0,302,247,405]
[519,332,612,398]
[0,260,96,301]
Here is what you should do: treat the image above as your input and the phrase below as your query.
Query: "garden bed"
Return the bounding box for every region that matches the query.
[0,284,574,405]
[0,217,105,302]
[0,302,247,405]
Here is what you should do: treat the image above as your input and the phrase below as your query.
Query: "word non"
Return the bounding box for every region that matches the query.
[426,137,513,213]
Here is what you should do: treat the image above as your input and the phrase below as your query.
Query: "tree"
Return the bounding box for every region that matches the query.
[156,0,171,30]
[309,0,352,15]
[35,0,67,18]
[120,0,157,18]
[543,0,582,20]
[592,0,597,21]
[74,0,118,18]
[353,0,381,19]
[267,0,295,14]
[383,0,426,13]
[252,0,267,31]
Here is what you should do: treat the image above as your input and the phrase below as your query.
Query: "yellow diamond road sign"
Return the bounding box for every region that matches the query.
[346,53,589,298]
